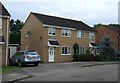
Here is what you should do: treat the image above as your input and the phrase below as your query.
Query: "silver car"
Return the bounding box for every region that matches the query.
[10,51,41,67]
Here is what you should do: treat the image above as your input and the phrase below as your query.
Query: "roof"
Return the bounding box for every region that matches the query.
[0,2,10,16]
[32,12,96,32]
[90,43,97,46]
[48,39,60,47]
[49,40,59,46]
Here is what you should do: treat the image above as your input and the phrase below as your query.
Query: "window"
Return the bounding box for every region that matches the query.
[78,46,85,54]
[48,27,56,36]
[0,18,1,28]
[77,31,85,38]
[61,46,71,55]
[89,33,95,39]
[62,29,71,37]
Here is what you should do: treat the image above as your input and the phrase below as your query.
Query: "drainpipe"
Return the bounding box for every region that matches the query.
[5,17,10,66]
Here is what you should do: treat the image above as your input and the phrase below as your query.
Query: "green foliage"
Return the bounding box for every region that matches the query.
[9,32,21,44]
[10,19,24,32]
[98,35,115,60]
[73,43,79,53]
[108,24,120,27]
[86,49,90,54]
[9,19,24,44]
[2,66,22,74]
[73,54,94,61]
[93,23,120,29]
[94,55,103,61]
[73,53,120,62]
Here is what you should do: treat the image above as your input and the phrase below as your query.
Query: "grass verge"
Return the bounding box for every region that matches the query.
[0,66,22,74]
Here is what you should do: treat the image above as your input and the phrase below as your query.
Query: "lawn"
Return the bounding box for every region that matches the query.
[0,66,22,74]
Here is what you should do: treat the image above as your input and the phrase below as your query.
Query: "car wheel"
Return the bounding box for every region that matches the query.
[34,63,39,66]
[18,61,23,67]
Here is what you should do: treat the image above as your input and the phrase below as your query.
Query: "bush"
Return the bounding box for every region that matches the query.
[9,32,21,44]
[73,54,94,61]
[94,55,103,61]
[73,53,120,62]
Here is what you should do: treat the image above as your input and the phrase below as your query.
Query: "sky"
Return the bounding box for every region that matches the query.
[0,0,120,27]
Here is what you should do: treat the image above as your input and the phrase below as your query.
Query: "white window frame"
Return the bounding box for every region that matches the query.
[48,27,56,36]
[78,46,85,54]
[61,46,71,55]
[77,31,85,38]
[89,33,95,40]
[0,18,2,28]
[61,29,71,37]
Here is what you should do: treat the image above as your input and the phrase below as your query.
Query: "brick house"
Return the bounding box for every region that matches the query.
[0,2,11,66]
[96,25,120,53]
[21,12,96,63]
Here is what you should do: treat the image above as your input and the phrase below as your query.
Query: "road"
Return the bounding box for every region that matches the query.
[20,62,119,81]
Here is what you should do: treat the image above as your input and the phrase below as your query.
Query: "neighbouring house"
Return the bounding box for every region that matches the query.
[0,2,11,66]
[21,12,96,63]
[96,25,120,53]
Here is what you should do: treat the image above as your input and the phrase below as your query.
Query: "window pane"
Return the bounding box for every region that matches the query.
[81,32,84,38]
[68,47,71,54]
[65,47,67,54]
[62,47,71,55]
[62,47,65,54]
[49,28,55,36]
[62,29,71,37]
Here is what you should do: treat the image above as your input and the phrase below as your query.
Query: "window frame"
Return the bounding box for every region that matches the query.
[61,46,71,55]
[78,46,85,54]
[48,27,56,36]
[77,31,85,38]
[61,29,71,37]
[89,32,95,40]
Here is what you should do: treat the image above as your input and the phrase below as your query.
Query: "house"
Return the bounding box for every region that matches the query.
[0,2,11,66]
[21,12,96,63]
[96,25,120,53]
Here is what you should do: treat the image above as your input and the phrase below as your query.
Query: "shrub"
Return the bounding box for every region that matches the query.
[73,54,94,61]
[73,53,80,61]
[94,55,103,61]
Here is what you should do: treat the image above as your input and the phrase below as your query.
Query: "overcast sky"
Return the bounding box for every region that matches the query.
[0,0,119,27]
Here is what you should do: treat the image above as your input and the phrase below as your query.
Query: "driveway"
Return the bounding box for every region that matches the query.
[2,62,119,82]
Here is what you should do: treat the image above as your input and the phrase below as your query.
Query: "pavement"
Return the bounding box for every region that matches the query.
[1,61,119,82]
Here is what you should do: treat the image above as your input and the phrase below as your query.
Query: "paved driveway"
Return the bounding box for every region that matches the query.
[20,62,119,81]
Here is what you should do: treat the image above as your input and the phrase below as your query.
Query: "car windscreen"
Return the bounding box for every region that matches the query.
[26,52,38,55]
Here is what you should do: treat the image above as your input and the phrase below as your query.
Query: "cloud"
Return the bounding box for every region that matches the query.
[1,0,119,26]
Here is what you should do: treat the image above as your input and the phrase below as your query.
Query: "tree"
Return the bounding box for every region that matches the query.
[10,19,24,32]
[9,32,21,44]
[98,36,115,60]
[9,19,24,44]
[108,24,120,27]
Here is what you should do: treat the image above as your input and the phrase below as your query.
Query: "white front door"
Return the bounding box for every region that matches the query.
[48,47,54,62]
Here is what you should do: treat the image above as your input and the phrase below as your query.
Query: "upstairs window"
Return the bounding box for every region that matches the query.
[89,33,95,39]
[48,27,56,36]
[62,29,71,37]
[77,31,85,38]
